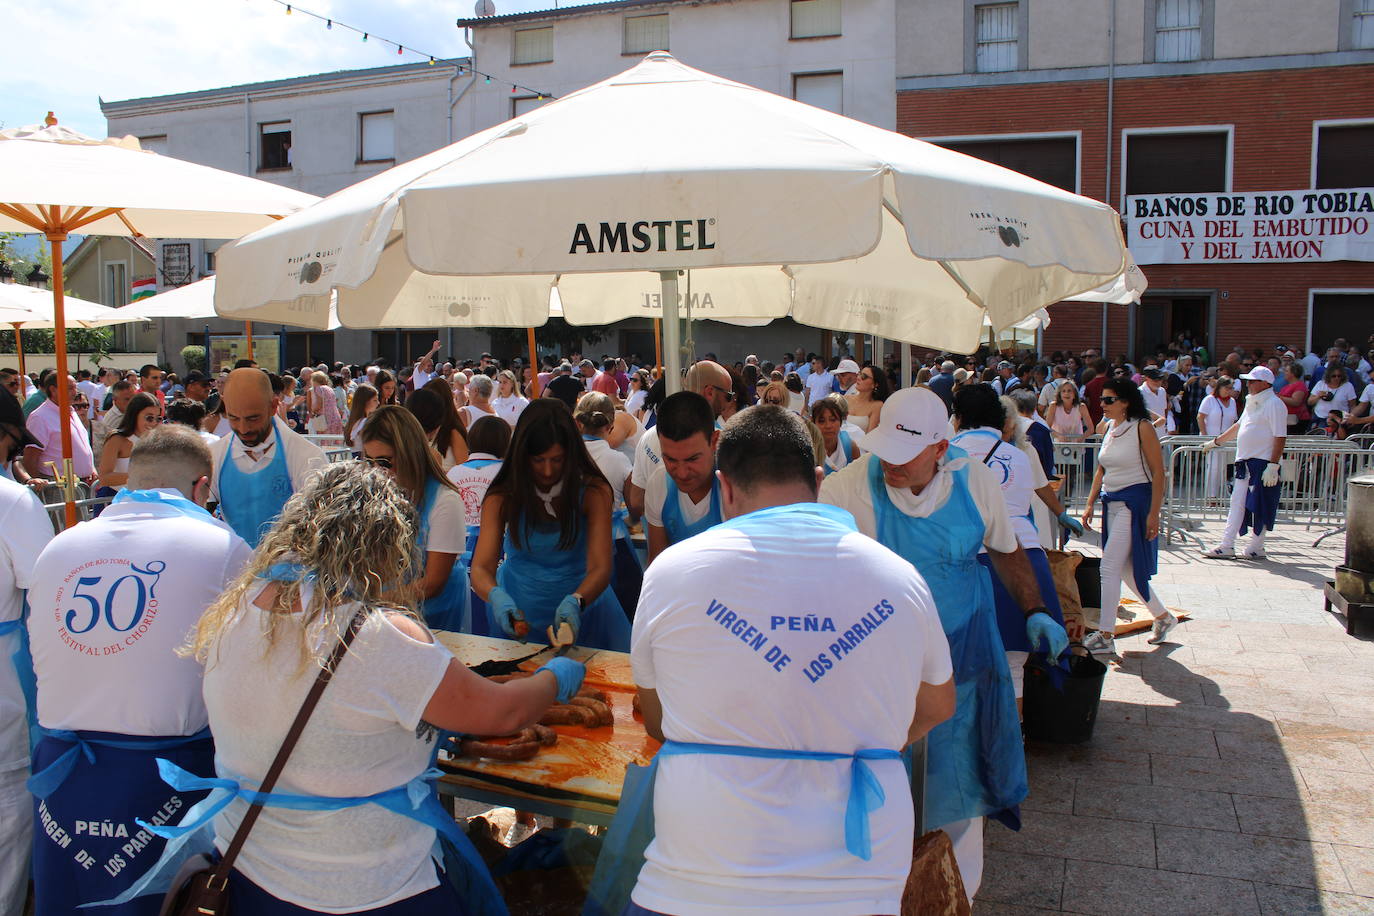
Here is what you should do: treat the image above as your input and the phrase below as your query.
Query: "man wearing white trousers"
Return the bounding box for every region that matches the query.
[1203,366,1288,560]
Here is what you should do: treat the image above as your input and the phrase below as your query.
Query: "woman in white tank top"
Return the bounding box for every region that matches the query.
[1080,378,1177,657]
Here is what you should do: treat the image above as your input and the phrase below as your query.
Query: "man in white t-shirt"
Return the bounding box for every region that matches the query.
[820,387,1045,899]
[804,356,833,410]
[1203,367,1288,560]
[0,389,54,915]
[627,361,731,519]
[26,426,253,914]
[410,339,441,391]
[208,368,327,546]
[1139,368,1173,432]
[644,393,722,565]
[627,405,954,916]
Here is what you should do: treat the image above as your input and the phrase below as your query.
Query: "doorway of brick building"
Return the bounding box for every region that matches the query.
[1133,293,1214,361]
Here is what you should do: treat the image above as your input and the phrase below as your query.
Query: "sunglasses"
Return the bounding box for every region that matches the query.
[1100,396,1120,405]
[363,455,393,469]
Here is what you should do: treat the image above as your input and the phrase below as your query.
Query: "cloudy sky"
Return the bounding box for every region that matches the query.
[3,0,592,138]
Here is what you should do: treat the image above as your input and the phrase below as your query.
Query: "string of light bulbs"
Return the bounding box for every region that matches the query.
[262,0,558,100]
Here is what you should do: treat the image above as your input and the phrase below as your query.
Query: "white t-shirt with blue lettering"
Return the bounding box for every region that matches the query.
[630,504,952,916]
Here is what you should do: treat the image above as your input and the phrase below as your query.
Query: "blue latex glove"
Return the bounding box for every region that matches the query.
[1058,511,1085,537]
[1026,611,1069,660]
[488,586,526,641]
[553,594,582,643]
[535,656,586,704]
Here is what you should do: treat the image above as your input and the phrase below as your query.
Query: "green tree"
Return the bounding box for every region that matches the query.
[181,345,207,373]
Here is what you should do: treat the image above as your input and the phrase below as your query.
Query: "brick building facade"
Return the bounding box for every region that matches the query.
[896,0,1374,362]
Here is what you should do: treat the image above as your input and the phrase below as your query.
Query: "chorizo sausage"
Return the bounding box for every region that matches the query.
[540,704,596,727]
[459,727,542,761]
[568,696,614,727]
[576,687,609,704]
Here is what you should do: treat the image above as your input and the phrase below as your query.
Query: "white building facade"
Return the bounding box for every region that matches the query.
[101,0,891,371]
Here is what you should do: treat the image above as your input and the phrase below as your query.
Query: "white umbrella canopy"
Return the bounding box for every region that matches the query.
[214,53,1128,381]
[119,276,341,329]
[0,124,319,239]
[0,282,146,328]
[0,120,319,525]
[1064,249,1148,305]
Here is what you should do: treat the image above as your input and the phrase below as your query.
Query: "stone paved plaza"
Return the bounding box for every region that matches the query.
[976,519,1374,915]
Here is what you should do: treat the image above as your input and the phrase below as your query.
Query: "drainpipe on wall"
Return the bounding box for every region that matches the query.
[243,93,252,176]
[449,30,479,144]
[1102,0,1117,357]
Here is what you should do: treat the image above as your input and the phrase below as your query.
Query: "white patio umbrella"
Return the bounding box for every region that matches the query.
[213,53,1129,392]
[0,282,147,376]
[0,120,318,525]
[119,275,342,328]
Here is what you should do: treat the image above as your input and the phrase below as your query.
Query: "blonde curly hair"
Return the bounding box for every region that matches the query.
[189,461,422,670]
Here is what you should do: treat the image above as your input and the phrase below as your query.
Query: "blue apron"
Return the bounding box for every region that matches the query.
[458,458,502,638]
[494,498,630,652]
[2,607,38,754]
[217,424,294,547]
[29,729,215,916]
[823,430,854,476]
[952,430,1068,655]
[416,476,471,634]
[581,436,645,611]
[583,740,902,916]
[660,476,722,546]
[867,454,1026,831]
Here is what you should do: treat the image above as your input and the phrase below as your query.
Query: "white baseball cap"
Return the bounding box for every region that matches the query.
[835,358,861,375]
[1239,366,1275,385]
[857,387,949,465]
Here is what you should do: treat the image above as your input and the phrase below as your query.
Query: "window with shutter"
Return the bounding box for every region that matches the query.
[624,14,669,53]
[1155,0,1202,61]
[1356,0,1374,49]
[790,0,841,39]
[1125,132,1228,197]
[359,111,395,163]
[512,26,553,65]
[793,72,843,115]
[975,3,1019,72]
[1315,124,1374,189]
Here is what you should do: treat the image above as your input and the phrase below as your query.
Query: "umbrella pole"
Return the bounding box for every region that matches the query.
[659,271,682,395]
[901,342,913,391]
[245,320,254,362]
[653,318,662,380]
[526,327,541,398]
[48,234,78,529]
[11,325,24,378]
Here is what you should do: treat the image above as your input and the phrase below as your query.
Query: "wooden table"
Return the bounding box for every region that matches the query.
[433,633,659,825]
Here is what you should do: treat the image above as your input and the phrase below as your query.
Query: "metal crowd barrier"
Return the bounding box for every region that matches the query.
[1166,439,1374,547]
[43,495,113,533]
[304,434,348,449]
[324,447,354,463]
[1046,432,1369,548]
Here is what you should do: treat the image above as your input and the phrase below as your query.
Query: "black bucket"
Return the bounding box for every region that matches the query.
[1074,555,1102,612]
[1022,647,1108,744]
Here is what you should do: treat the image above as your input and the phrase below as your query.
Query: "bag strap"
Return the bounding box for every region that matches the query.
[206,608,366,890]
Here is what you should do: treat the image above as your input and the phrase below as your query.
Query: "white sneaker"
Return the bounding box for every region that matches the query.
[1148,611,1178,645]
[1243,548,1267,561]
[1202,545,1235,559]
[1082,630,1118,658]
[1116,605,1133,621]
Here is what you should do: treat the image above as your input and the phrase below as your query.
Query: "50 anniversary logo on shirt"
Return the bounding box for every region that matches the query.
[52,559,166,656]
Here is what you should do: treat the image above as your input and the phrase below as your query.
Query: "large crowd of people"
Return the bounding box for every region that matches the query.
[0,329,1367,914]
